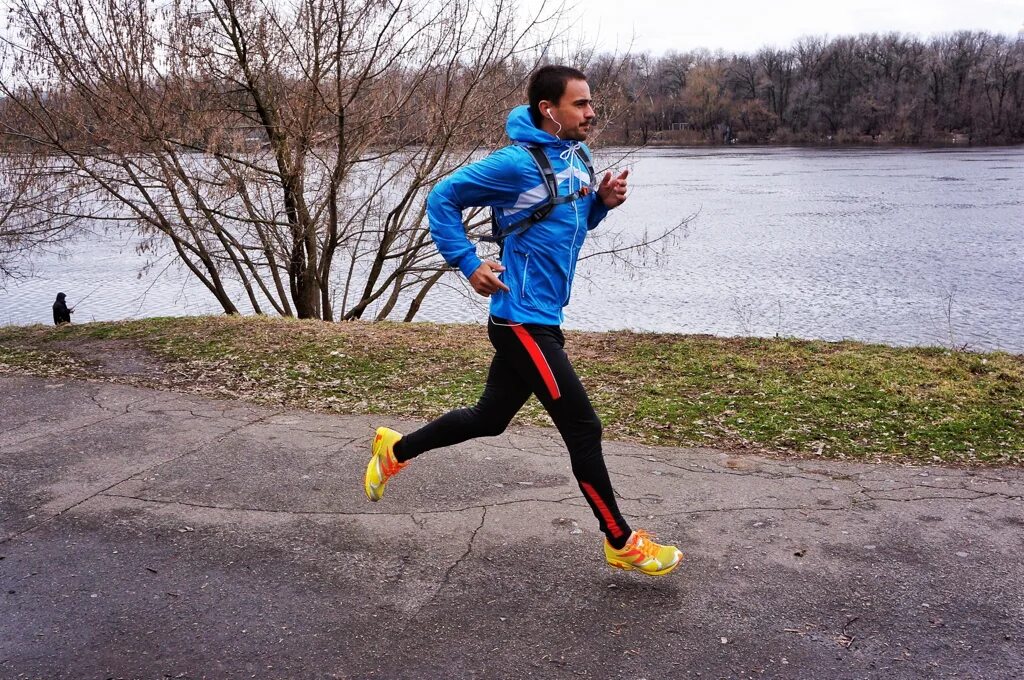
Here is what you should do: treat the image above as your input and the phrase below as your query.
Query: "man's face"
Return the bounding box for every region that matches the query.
[541,78,595,141]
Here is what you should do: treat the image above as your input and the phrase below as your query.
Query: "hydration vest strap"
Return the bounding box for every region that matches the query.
[550,188,590,205]
[483,143,596,245]
[524,145,560,200]
[574,145,596,186]
[480,212,542,243]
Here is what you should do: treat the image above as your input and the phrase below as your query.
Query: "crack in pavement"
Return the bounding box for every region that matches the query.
[101,492,417,517]
[0,409,283,546]
[641,457,1024,500]
[0,411,52,431]
[87,388,126,415]
[448,506,487,580]
[844,480,1023,504]
[861,492,1023,504]
[87,386,165,418]
[4,385,165,448]
[131,407,229,420]
[2,412,132,449]
[643,458,840,485]
[291,432,366,447]
[861,482,1024,499]
[95,492,582,519]
[617,486,1022,519]
[482,440,568,461]
[398,506,488,636]
[1,386,147,447]
[638,504,855,518]
[613,490,667,504]
[634,487,1024,519]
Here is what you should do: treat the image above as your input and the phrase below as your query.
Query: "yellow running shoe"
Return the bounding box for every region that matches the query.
[604,530,683,576]
[364,427,406,502]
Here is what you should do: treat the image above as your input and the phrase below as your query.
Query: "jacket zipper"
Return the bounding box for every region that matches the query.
[522,252,530,299]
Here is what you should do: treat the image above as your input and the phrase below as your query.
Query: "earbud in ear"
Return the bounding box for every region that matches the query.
[546,109,554,120]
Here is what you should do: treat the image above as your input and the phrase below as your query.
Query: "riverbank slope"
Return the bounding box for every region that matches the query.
[1,315,1021,465]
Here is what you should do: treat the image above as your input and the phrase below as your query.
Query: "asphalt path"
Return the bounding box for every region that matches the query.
[1,375,1022,679]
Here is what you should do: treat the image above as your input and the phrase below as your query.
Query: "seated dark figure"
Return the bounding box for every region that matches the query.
[52,292,73,325]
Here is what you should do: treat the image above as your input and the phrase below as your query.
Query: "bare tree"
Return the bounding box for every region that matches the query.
[0,154,88,280]
[0,0,566,319]
[757,46,795,126]
[726,54,759,102]
[681,59,731,136]
[979,34,1024,139]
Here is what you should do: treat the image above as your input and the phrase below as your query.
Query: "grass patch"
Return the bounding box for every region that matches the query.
[2,316,1021,466]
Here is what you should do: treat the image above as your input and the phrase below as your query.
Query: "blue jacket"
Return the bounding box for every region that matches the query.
[427,105,610,326]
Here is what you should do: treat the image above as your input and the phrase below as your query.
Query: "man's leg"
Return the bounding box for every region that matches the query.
[490,321,682,575]
[393,349,532,462]
[364,322,532,502]
[487,322,631,546]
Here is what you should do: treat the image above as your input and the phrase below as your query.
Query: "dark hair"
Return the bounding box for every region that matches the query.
[528,65,587,126]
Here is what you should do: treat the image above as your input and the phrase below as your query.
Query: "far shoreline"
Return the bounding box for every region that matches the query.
[616,140,1024,151]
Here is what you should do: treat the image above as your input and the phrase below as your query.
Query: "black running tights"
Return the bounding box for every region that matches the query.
[393,317,632,548]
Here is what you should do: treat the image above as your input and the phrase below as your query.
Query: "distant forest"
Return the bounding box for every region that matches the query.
[2,29,1021,151]
[588,31,1024,146]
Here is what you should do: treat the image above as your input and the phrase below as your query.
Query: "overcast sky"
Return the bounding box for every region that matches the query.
[545,0,1024,54]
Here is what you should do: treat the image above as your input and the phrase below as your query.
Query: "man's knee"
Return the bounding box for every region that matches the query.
[479,417,512,438]
[559,413,602,446]
[465,403,514,438]
[579,413,602,440]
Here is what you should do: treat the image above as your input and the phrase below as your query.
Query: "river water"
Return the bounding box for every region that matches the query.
[2,146,1022,353]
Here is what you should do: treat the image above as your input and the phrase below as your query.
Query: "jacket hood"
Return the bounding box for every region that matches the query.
[56,292,66,301]
[506,105,563,146]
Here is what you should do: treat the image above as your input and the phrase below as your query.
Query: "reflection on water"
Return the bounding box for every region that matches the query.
[2,147,1022,353]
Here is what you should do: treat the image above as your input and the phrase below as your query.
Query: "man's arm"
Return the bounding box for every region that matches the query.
[586,192,610,230]
[427,148,521,295]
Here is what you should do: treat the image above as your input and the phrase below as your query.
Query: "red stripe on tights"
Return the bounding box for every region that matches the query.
[581,481,624,539]
[511,325,561,400]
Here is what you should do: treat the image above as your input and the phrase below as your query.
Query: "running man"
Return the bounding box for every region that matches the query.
[364,65,682,576]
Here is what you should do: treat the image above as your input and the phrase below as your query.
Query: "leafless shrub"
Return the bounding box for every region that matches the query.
[0,0,547,318]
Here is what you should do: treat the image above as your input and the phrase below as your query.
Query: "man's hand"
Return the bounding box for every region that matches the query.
[469,260,510,297]
[597,168,629,208]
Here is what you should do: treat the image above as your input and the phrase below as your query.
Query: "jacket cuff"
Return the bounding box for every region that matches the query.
[588,198,610,230]
[458,252,483,280]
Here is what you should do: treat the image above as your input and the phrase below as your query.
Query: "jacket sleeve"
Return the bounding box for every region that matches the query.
[586,193,610,231]
[427,148,523,280]
[581,144,610,230]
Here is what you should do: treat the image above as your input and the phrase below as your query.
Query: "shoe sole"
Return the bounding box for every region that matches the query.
[606,553,683,576]
[364,454,383,501]
[364,432,387,501]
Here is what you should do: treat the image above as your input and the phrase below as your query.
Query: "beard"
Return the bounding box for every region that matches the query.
[568,124,591,141]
